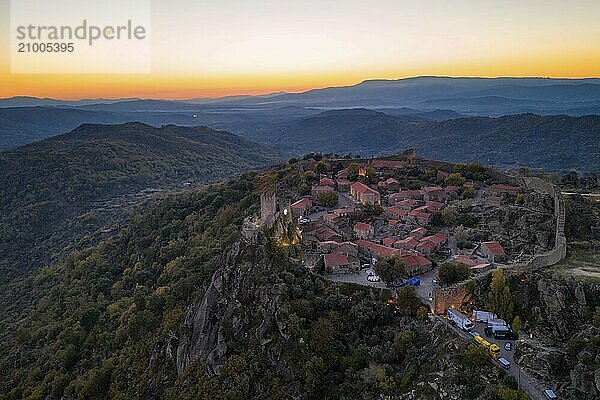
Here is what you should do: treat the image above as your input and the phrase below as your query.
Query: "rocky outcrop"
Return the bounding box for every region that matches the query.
[510,273,600,399]
[530,274,590,341]
[176,237,291,377]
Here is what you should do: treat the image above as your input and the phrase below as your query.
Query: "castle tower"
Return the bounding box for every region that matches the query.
[260,193,277,225]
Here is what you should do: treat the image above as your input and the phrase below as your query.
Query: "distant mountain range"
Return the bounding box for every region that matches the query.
[0,123,282,281]
[3,76,600,114]
[238,108,599,171]
[1,77,599,171]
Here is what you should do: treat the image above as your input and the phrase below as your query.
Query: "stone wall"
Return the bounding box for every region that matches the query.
[520,177,567,268]
[432,176,567,314]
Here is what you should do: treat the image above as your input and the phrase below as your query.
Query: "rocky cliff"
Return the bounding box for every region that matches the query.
[176,235,295,379]
[512,272,600,399]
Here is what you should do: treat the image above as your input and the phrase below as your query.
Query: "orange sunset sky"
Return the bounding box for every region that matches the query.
[1,0,600,100]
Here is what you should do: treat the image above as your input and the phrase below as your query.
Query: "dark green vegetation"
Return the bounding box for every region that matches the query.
[0,160,527,399]
[437,263,471,286]
[0,122,282,283]
[0,174,259,399]
[374,256,407,285]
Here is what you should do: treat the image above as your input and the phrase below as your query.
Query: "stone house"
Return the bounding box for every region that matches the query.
[480,241,507,263]
[353,222,373,239]
[350,182,381,205]
[323,253,360,274]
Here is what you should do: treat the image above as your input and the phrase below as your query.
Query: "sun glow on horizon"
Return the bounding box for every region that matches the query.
[1,0,599,100]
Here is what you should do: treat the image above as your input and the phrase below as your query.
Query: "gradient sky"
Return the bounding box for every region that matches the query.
[1,0,600,99]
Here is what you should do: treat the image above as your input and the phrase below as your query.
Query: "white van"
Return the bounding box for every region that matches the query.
[497,357,510,370]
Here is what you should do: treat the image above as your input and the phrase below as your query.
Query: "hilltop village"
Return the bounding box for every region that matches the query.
[289,153,557,290]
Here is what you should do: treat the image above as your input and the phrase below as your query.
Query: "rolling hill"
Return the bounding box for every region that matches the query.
[241,109,600,171]
[0,122,283,282]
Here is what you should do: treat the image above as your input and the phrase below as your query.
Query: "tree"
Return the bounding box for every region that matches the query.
[512,316,521,333]
[80,307,100,331]
[374,256,406,286]
[515,193,525,205]
[416,306,429,320]
[488,269,514,322]
[393,329,415,360]
[497,387,530,400]
[394,287,421,316]
[461,187,476,199]
[441,207,459,225]
[347,163,360,181]
[304,170,316,183]
[303,356,325,394]
[299,183,311,195]
[465,344,488,367]
[315,161,327,174]
[445,173,466,187]
[594,306,600,327]
[455,163,488,181]
[317,191,338,207]
[437,263,470,286]
[364,167,377,183]
[457,211,479,227]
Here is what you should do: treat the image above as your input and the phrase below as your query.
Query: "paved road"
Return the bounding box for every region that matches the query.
[443,318,549,400]
[415,268,437,302]
[325,269,550,399]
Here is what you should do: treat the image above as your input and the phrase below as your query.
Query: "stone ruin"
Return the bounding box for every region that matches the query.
[241,193,295,245]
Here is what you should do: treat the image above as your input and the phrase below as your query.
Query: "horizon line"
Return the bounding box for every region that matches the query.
[3,74,600,102]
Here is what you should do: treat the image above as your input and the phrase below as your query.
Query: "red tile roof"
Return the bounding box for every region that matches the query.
[394,237,419,249]
[320,177,335,186]
[384,206,408,217]
[489,184,519,193]
[410,227,428,235]
[354,222,372,232]
[409,209,432,219]
[424,201,446,212]
[451,255,480,267]
[416,240,436,252]
[291,198,313,209]
[382,237,396,246]
[324,253,349,267]
[350,181,379,195]
[422,232,448,246]
[396,199,420,209]
[482,241,506,256]
[401,253,432,268]
[355,240,402,257]
[422,186,444,193]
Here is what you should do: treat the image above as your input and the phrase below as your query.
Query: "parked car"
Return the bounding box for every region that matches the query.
[497,357,511,370]
[543,389,557,399]
[504,342,513,351]
[367,275,380,282]
[298,217,310,224]
[362,264,371,269]
[432,278,438,285]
